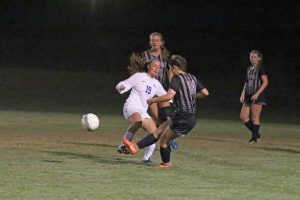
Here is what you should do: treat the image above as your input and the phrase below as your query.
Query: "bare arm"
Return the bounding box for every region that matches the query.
[240,82,247,104]
[147,90,175,105]
[196,88,209,98]
[201,88,209,95]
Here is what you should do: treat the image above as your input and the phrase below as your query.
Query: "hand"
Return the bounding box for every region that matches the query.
[240,95,244,104]
[118,85,126,91]
[147,98,154,105]
[251,93,259,102]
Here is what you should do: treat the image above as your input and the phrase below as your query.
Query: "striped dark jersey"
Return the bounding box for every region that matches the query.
[142,50,169,90]
[245,66,267,95]
[169,73,205,114]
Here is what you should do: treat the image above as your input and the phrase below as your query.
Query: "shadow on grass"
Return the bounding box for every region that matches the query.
[45,151,151,166]
[63,142,117,148]
[258,147,300,154]
[189,136,242,143]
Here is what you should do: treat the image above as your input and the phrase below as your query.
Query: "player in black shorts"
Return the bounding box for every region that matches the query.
[123,55,209,167]
[240,50,268,143]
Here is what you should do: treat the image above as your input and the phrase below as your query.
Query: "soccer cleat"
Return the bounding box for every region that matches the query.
[116,143,130,154]
[159,162,172,168]
[169,140,179,150]
[123,137,139,155]
[248,137,257,143]
[248,133,261,143]
[142,157,152,164]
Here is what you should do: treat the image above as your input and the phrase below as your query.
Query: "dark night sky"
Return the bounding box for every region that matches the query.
[1,0,299,113]
[1,0,300,74]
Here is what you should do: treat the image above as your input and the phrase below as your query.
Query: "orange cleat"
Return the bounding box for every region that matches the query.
[159,162,172,168]
[123,137,139,155]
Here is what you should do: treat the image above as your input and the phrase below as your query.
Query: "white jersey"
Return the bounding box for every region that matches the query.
[116,72,166,120]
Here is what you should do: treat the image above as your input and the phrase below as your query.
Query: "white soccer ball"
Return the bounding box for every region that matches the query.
[81,113,100,131]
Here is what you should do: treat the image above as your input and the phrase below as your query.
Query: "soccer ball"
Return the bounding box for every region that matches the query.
[81,113,100,131]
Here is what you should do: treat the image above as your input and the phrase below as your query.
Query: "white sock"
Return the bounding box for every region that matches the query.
[142,143,156,161]
[124,131,134,141]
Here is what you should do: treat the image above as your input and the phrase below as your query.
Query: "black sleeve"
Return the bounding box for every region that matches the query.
[259,66,267,76]
[196,79,205,93]
[169,75,181,92]
[244,67,248,82]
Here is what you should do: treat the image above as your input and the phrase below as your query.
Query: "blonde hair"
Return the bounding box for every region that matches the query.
[149,32,170,62]
[149,32,165,46]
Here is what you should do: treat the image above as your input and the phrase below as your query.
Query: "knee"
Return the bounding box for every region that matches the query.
[160,141,169,149]
[240,113,249,122]
[251,116,260,124]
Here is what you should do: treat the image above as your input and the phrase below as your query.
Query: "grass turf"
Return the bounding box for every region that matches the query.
[0,111,299,200]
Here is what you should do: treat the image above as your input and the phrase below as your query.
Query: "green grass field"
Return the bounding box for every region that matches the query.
[0,111,299,200]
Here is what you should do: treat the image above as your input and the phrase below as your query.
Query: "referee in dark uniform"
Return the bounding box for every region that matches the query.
[240,50,268,143]
[123,55,209,168]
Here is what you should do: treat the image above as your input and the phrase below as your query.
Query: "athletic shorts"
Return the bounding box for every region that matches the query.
[170,113,196,136]
[244,94,266,106]
[123,104,151,121]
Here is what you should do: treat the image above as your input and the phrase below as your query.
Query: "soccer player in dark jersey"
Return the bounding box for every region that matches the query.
[240,50,268,143]
[123,55,209,168]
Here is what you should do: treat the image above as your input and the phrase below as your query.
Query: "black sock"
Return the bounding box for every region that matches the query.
[137,134,158,149]
[252,124,260,138]
[244,120,253,132]
[160,146,171,163]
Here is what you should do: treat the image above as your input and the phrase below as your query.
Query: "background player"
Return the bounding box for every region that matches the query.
[141,32,178,150]
[240,50,268,143]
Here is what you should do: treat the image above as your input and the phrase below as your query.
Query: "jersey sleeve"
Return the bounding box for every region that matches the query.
[196,78,205,93]
[259,66,267,76]
[155,81,167,96]
[115,73,138,94]
[169,75,181,93]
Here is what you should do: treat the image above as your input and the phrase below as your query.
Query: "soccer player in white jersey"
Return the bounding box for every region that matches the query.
[116,58,167,163]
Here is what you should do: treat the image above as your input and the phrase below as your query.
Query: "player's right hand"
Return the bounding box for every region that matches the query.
[118,85,126,91]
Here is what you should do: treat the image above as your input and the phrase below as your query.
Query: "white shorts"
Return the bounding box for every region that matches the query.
[123,103,151,121]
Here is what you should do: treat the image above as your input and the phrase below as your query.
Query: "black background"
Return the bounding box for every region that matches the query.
[1,0,299,114]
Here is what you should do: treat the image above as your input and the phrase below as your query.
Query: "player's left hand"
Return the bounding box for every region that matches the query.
[251,93,259,101]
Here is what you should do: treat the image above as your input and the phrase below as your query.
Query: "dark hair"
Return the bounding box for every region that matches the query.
[169,55,187,71]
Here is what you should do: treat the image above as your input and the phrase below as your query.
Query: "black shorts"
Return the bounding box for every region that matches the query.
[170,113,196,136]
[244,94,266,106]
